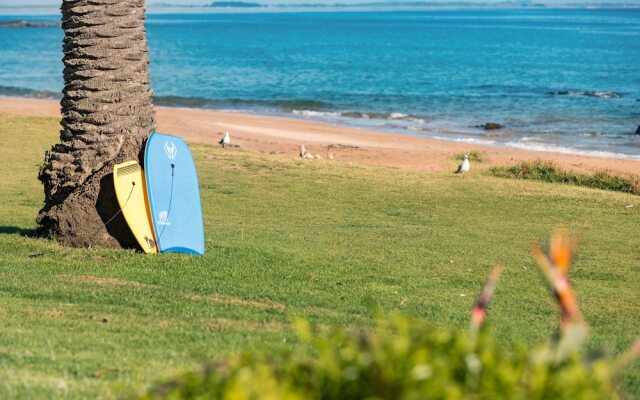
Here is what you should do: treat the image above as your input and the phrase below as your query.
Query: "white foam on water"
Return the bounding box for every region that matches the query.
[388,112,409,120]
[505,141,640,160]
[292,109,340,118]
[408,117,427,124]
[283,108,640,162]
[548,90,623,99]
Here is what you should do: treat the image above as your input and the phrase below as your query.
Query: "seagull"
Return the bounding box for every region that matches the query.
[219,131,230,147]
[454,154,470,177]
[300,144,317,159]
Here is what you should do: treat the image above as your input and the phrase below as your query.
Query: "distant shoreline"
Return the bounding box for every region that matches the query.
[2,96,639,176]
[1,86,637,162]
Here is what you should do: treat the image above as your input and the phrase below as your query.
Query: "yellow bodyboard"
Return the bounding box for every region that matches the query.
[113,161,158,254]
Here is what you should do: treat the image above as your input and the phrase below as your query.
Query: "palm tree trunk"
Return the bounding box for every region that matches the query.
[37,0,156,248]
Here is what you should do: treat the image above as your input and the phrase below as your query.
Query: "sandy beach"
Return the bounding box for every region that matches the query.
[2,96,639,176]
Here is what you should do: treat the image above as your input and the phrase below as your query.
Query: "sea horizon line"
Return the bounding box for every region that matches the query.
[2,3,640,15]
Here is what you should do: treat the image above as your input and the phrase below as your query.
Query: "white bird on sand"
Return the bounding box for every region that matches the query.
[300,144,315,159]
[219,131,230,147]
[454,154,470,176]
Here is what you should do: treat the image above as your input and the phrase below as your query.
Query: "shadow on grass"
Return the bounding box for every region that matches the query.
[97,172,139,250]
[0,226,43,238]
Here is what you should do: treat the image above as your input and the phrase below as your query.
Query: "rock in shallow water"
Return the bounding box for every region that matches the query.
[482,122,503,130]
[636,125,640,135]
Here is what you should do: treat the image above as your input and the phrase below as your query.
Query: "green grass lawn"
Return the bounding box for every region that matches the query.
[1,113,638,399]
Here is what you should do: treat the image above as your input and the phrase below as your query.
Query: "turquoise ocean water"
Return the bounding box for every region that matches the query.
[1,9,639,158]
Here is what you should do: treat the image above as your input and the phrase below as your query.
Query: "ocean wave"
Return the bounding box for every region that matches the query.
[291,109,429,124]
[546,90,624,99]
[389,112,408,120]
[292,109,340,118]
[270,99,333,110]
[340,111,388,120]
[154,95,333,111]
[0,85,60,99]
[341,111,375,119]
[341,111,427,123]
[154,95,213,108]
[505,141,640,160]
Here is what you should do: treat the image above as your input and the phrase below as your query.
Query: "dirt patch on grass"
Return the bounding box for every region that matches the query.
[58,274,148,289]
[185,293,286,312]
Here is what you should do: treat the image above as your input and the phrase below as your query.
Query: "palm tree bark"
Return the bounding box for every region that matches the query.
[37,0,156,247]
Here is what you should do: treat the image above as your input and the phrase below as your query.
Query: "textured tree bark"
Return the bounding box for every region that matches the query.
[37,0,156,248]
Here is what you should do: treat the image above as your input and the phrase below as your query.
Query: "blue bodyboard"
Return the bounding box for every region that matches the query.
[144,132,205,255]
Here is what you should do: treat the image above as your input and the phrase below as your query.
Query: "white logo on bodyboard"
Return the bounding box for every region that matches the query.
[158,210,171,226]
[164,141,177,160]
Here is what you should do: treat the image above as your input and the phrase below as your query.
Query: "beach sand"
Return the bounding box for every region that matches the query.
[2,96,639,175]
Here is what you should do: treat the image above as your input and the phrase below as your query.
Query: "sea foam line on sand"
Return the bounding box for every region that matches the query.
[505,141,640,161]
[290,109,640,162]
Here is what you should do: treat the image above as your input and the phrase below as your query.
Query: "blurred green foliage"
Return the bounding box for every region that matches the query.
[143,314,624,399]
